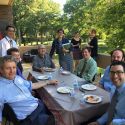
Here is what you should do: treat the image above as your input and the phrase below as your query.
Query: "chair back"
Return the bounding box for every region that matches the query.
[3,103,19,125]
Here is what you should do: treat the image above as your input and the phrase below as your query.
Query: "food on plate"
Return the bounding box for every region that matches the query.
[85,95,100,103]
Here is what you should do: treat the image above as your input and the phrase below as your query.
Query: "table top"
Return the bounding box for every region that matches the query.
[31,69,110,125]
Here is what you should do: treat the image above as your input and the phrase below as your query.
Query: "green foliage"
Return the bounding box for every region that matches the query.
[13,0,62,44]
[13,0,125,49]
[64,0,125,49]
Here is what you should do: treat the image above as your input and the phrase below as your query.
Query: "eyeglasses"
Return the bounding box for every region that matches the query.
[110,70,124,75]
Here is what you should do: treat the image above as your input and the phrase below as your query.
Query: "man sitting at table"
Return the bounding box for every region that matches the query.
[0,55,58,125]
[98,49,125,92]
[32,44,55,72]
[88,61,125,125]
[7,47,24,78]
[74,47,97,82]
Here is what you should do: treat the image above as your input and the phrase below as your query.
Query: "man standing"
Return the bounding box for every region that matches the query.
[0,25,18,57]
[88,61,125,125]
[50,29,73,72]
[98,49,124,92]
[32,45,55,72]
[74,47,97,82]
[0,56,58,125]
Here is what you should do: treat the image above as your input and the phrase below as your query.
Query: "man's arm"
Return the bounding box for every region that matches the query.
[83,61,97,81]
[49,56,55,68]
[49,40,56,58]
[112,119,125,125]
[0,122,2,125]
[96,83,104,89]
[0,40,6,56]
[32,56,43,72]
[32,80,58,90]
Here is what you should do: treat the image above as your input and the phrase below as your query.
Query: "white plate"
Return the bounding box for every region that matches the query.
[61,71,70,75]
[57,87,72,94]
[81,84,96,90]
[44,68,56,72]
[37,75,49,80]
[84,94,102,104]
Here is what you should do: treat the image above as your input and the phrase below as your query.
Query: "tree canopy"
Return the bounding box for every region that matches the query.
[63,0,125,49]
[13,0,125,49]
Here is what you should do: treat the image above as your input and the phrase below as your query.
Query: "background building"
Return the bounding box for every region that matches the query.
[0,0,13,35]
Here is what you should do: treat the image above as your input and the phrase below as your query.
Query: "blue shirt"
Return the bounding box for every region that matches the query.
[32,53,55,72]
[0,76,38,121]
[99,66,116,92]
[97,83,125,125]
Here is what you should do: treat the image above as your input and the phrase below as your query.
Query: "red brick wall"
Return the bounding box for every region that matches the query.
[0,5,13,34]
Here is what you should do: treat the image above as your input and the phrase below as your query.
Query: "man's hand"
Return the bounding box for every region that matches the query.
[32,80,59,90]
[88,122,99,125]
[48,80,59,85]
[39,68,44,73]
[63,48,69,53]
[109,122,113,125]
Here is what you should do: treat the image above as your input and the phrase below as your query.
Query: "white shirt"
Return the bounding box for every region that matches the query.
[0,36,18,56]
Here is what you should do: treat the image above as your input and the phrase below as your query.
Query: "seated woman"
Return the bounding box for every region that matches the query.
[32,45,55,72]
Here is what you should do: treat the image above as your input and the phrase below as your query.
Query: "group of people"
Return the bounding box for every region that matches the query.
[0,25,125,125]
[0,25,59,125]
[86,49,125,125]
[49,28,98,82]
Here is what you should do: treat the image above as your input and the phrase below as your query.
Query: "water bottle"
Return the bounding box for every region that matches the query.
[73,79,79,92]
[69,79,79,98]
[48,73,52,80]
[59,67,63,73]
[70,88,76,98]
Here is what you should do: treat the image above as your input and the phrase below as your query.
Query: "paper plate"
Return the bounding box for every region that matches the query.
[44,68,56,72]
[57,87,72,94]
[81,84,97,91]
[61,71,70,75]
[37,75,49,80]
[84,94,102,104]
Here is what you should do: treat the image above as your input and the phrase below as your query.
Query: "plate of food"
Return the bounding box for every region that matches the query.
[61,70,70,75]
[37,75,49,80]
[57,87,72,94]
[84,94,102,104]
[44,67,56,72]
[81,84,97,91]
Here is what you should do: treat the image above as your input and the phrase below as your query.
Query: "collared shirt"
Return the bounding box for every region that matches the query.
[74,57,97,81]
[0,36,18,56]
[0,75,38,121]
[97,83,125,125]
[32,53,55,72]
[99,66,116,92]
